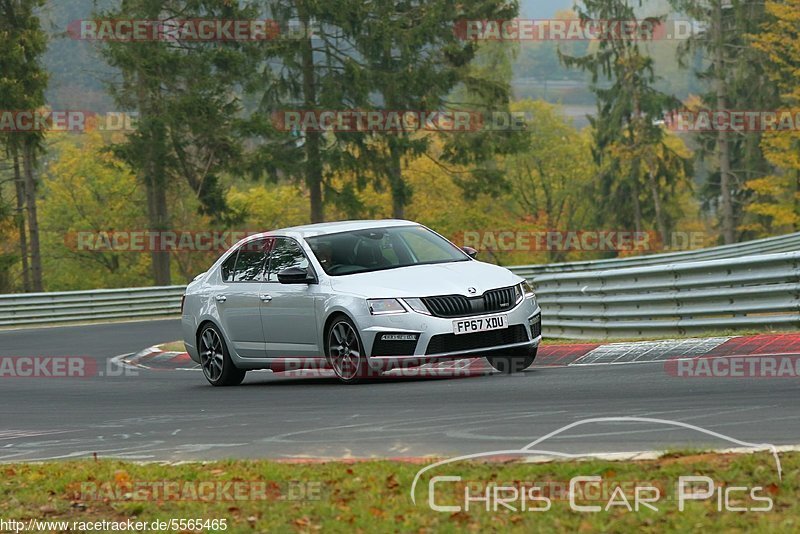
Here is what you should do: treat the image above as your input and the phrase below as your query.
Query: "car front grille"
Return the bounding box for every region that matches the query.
[422,294,471,317]
[425,324,529,355]
[484,286,517,313]
[422,286,518,318]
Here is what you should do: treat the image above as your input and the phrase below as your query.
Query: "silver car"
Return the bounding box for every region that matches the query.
[182,220,542,385]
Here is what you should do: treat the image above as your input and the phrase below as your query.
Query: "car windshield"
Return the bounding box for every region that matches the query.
[305,225,469,276]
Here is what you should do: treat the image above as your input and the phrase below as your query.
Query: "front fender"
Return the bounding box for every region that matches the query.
[317,294,371,354]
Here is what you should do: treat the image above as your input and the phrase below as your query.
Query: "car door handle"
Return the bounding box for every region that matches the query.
[260,294,273,302]
[215,295,227,302]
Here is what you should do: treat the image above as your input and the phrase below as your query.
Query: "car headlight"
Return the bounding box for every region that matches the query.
[368,298,407,315]
[518,281,536,300]
[402,297,431,315]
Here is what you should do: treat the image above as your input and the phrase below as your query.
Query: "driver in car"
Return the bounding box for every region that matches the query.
[312,242,334,268]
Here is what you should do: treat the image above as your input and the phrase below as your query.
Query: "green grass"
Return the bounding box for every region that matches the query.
[1,451,797,532]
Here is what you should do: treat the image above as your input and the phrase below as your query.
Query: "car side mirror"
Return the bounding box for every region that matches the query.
[461,246,478,258]
[277,266,315,284]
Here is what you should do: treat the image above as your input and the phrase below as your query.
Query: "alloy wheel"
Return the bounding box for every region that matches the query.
[200,327,225,382]
[328,320,362,381]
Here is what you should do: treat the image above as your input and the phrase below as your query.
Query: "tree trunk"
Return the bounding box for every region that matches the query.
[305,131,324,223]
[11,147,30,292]
[714,3,735,244]
[648,166,668,247]
[388,142,407,219]
[145,170,171,286]
[143,125,171,286]
[795,167,800,232]
[632,180,643,235]
[0,158,12,292]
[631,160,643,234]
[136,72,171,286]
[716,103,734,244]
[22,141,42,291]
[298,0,324,223]
[629,88,644,238]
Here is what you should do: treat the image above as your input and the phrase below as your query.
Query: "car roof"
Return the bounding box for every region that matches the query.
[263,219,419,239]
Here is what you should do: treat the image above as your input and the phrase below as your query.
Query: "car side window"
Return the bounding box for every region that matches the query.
[267,238,310,282]
[232,238,270,282]
[221,249,239,282]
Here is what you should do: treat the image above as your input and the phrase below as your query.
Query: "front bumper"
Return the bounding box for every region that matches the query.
[357,296,541,367]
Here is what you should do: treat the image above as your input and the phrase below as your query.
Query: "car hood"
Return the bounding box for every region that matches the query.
[328,260,522,298]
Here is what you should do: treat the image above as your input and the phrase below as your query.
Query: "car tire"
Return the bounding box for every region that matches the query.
[486,346,538,374]
[326,315,370,384]
[198,323,246,387]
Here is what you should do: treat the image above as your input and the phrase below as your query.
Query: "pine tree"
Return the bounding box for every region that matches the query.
[240,0,357,223]
[0,0,48,292]
[559,0,692,243]
[332,0,520,218]
[98,0,250,284]
[747,0,800,235]
[670,0,780,242]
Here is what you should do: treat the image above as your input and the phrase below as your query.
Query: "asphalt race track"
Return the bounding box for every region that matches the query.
[1,319,799,462]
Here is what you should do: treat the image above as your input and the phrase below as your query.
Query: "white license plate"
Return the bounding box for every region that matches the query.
[452,314,508,335]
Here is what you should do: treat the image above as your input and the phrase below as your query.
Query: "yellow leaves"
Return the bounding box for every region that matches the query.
[38,132,151,290]
[751,0,800,104]
[683,94,704,111]
[553,8,579,20]
[747,0,800,239]
[744,173,800,233]
[745,176,786,196]
[44,132,141,232]
[227,184,308,231]
[761,130,800,171]
[663,131,691,159]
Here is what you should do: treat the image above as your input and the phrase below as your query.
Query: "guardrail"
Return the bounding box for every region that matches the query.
[0,286,185,327]
[510,231,800,277]
[525,251,800,339]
